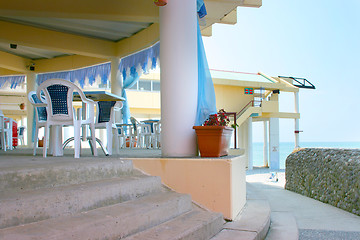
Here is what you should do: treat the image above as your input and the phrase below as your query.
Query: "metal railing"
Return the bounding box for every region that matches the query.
[278,76,315,89]
[236,100,262,118]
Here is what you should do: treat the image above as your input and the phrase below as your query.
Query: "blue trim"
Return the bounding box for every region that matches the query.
[37,62,111,88]
[197,0,207,18]
[118,42,159,123]
[0,75,25,89]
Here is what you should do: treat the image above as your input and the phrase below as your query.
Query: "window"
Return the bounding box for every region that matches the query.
[127,79,160,92]
[153,81,160,91]
[139,80,151,91]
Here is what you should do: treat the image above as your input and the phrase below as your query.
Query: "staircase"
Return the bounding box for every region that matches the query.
[0,157,224,240]
[237,106,262,126]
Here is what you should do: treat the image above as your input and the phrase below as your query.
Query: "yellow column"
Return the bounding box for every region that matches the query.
[110,57,122,123]
[26,72,36,147]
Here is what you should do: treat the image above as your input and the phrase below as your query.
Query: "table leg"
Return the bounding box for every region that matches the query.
[51,126,63,156]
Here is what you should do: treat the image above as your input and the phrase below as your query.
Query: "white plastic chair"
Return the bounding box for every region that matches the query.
[17,126,26,146]
[3,117,14,151]
[28,91,47,155]
[0,111,12,151]
[95,101,123,155]
[130,117,152,148]
[152,121,161,149]
[37,79,97,158]
[116,123,135,148]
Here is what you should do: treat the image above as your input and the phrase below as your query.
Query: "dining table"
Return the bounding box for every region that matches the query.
[50,91,125,157]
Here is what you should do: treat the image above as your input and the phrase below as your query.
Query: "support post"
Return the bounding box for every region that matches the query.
[26,72,36,147]
[247,117,253,170]
[294,91,300,148]
[110,57,122,123]
[110,57,122,154]
[160,0,198,157]
[263,120,269,167]
[269,117,280,169]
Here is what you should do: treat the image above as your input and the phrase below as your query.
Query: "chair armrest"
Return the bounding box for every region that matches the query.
[82,98,96,105]
[114,101,123,111]
[32,103,47,107]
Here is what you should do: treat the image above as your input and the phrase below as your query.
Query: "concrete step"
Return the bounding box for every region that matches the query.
[0,158,133,192]
[265,212,299,240]
[211,199,271,240]
[125,207,224,240]
[0,175,163,229]
[0,191,193,240]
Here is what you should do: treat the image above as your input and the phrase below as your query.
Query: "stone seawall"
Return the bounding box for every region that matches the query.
[285,148,360,216]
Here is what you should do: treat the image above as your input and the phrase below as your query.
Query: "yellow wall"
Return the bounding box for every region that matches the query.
[214,84,253,112]
[126,83,256,120]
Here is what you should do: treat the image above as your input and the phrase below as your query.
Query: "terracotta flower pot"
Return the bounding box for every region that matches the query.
[38,137,44,147]
[154,0,167,6]
[193,126,234,157]
[19,103,25,110]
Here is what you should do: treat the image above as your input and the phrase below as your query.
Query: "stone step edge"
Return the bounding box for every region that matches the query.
[124,208,224,240]
[0,192,193,240]
[0,159,134,192]
[211,199,271,240]
[265,212,299,240]
[0,175,163,229]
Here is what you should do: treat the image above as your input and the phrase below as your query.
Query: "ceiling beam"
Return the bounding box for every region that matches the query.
[116,23,160,58]
[0,0,159,22]
[33,55,107,73]
[0,67,21,76]
[0,20,116,58]
[0,50,27,72]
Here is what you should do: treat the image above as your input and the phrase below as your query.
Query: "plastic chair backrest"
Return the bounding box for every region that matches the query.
[29,91,47,121]
[0,114,4,131]
[37,79,88,122]
[47,84,70,115]
[130,117,138,135]
[18,126,25,136]
[97,101,116,123]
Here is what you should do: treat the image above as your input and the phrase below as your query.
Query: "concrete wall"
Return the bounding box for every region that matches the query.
[132,155,247,220]
[285,148,360,216]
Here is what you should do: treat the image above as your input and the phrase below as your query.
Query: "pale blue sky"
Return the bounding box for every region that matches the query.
[203,0,360,143]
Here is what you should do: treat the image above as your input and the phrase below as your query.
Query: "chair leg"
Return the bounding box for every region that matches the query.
[43,125,49,158]
[33,127,39,156]
[89,123,98,156]
[106,124,112,155]
[0,132,5,151]
[113,128,120,155]
[2,133,6,151]
[74,121,81,158]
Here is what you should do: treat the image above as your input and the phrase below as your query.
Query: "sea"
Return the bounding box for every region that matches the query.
[252,142,360,169]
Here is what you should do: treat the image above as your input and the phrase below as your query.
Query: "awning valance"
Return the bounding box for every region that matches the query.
[37,62,111,88]
[0,75,25,89]
[118,41,160,81]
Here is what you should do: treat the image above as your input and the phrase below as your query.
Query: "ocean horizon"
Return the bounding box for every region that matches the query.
[252,141,360,169]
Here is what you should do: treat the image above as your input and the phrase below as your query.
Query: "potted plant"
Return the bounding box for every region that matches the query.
[193,109,236,157]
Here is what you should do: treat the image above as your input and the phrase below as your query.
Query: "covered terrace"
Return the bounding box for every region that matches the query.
[0,0,263,230]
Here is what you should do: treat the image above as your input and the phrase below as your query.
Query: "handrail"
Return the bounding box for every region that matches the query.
[236,100,254,118]
[236,100,262,118]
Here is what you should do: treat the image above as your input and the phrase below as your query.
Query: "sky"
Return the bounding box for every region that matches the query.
[202,0,360,143]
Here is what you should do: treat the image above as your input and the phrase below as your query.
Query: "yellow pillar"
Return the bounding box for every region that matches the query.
[26,72,36,147]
